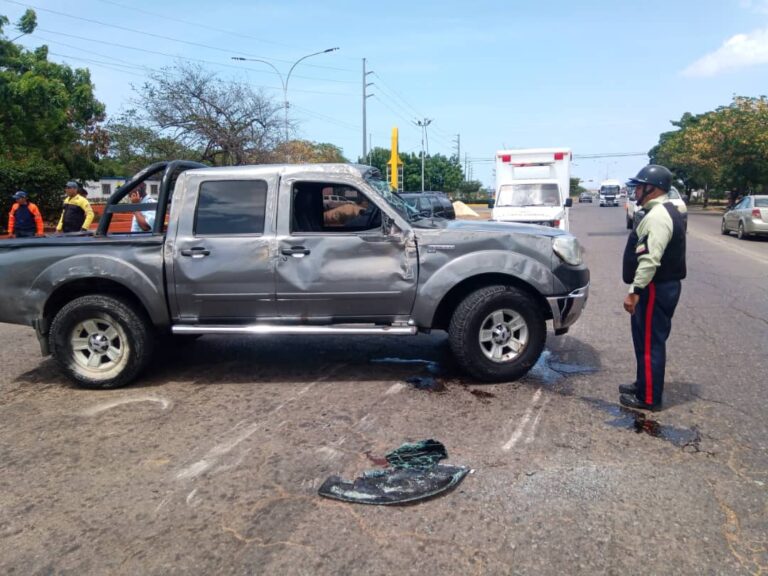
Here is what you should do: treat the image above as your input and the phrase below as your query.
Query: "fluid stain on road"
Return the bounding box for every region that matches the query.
[582,397,701,449]
[371,357,446,392]
[469,389,496,400]
[525,350,599,391]
[405,375,446,392]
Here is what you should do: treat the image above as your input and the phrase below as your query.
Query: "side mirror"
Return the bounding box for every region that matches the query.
[564,198,573,208]
[488,198,495,209]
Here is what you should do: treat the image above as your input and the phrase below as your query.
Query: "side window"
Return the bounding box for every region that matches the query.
[292,182,381,233]
[430,196,444,216]
[195,180,268,236]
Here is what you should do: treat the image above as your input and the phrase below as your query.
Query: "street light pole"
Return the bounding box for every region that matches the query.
[232,47,338,142]
[414,118,432,192]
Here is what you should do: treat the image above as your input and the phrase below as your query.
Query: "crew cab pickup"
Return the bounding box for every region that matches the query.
[0,161,589,389]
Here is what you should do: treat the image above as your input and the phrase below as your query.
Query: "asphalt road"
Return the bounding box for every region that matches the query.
[0,202,766,575]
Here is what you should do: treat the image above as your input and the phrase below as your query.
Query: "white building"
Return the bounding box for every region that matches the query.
[83,177,161,201]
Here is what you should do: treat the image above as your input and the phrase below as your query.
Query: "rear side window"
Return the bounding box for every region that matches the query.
[195,180,268,235]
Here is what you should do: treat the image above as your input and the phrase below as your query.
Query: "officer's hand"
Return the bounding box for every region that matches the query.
[624,294,640,315]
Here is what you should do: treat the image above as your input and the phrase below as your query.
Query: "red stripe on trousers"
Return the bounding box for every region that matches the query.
[644,282,656,404]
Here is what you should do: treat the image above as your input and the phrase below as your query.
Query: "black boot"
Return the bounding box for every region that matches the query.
[619,393,662,412]
[618,383,637,395]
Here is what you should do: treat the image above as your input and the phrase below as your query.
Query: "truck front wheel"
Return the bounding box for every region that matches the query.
[449,285,546,383]
[49,295,154,389]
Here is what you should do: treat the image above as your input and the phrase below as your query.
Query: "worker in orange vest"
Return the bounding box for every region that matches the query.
[8,191,44,238]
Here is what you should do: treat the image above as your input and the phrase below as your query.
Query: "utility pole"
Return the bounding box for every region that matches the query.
[453,134,460,163]
[414,118,432,192]
[362,58,374,159]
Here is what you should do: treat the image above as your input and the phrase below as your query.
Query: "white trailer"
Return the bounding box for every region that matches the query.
[492,148,572,231]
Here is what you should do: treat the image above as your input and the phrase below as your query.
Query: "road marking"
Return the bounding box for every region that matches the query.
[81,396,171,416]
[502,388,542,451]
[186,488,198,506]
[525,397,550,444]
[175,373,335,481]
[688,225,768,266]
[385,383,407,395]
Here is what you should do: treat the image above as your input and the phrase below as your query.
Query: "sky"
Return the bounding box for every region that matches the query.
[4,0,768,188]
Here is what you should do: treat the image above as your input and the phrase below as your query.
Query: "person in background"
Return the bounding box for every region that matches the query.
[56,180,94,233]
[129,183,156,232]
[7,190,44,238]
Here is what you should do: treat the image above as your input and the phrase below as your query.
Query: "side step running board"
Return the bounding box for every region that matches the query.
[172,324,417,336]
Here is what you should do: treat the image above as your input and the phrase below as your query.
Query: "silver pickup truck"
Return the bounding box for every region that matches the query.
[0,161,589,389]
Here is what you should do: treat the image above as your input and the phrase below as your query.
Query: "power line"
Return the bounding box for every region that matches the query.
[5,0,352,74]
[28,32,355,97]
[30,28,356,86]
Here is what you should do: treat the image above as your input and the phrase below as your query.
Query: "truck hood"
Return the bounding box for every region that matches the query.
[412,217,566,238]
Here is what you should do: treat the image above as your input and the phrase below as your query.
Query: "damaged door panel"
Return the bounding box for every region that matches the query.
[274,176,418,320]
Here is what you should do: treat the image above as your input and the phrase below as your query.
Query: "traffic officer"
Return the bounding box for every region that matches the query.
[620,165,687,411]
[56,180,94,233]
[7,190,44,238]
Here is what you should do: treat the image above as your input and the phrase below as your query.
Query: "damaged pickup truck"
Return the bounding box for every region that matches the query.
[0,161,589,389]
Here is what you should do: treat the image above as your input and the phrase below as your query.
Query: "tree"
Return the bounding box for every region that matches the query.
[270,139,347,163]
[100,111,200,176]
[650,97,768,206]
[569,177,588,197]
[358,148,467,194]
[135,63,284,166]
[1,10,107,230]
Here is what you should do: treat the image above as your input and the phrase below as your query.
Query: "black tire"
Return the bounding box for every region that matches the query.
[49,294,154,389]
[737,221,747,240]
[448,285,546,383]
[721,219,729,235]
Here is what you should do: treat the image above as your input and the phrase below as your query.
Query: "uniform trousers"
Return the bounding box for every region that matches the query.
[630,280,682,406]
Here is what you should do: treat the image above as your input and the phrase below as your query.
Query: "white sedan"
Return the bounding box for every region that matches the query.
[626,186,688,230]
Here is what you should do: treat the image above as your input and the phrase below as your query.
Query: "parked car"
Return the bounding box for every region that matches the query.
[0,161,589,389]
[400,192,456,220]
[721,195,768,239]
[578,192,592,203]
[627,186,688,230]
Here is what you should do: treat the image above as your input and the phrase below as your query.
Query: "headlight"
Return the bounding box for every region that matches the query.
[553,235,583,266]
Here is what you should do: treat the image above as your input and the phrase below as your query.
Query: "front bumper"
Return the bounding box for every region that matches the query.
[546,283,589,335]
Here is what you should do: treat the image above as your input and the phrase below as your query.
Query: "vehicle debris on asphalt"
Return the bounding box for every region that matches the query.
[318,439,470,505]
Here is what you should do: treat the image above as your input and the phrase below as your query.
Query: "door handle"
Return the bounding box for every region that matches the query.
[281,246,311,257]
[180,247,211,258]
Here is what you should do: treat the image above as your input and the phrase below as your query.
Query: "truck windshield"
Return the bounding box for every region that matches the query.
[600,186,620,195]
[496,183,560,207]
[365,176,422,221]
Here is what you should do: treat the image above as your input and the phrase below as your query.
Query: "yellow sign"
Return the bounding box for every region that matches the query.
[387,127,402,190]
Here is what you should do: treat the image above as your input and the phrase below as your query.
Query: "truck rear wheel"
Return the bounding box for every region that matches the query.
[449,285,546,383]
[49,295,154,389]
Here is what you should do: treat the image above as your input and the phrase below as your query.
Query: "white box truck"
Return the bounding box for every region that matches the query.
[492,148,573,231]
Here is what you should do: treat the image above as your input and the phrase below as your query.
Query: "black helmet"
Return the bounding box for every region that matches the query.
[627,165,672,193]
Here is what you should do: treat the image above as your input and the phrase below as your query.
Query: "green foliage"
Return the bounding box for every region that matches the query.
[651,96,768,205]
[271,139,347,163]
[0,154,68,232]
[569,177,588,197]
[358,147,466,193]
[1,10,107,180]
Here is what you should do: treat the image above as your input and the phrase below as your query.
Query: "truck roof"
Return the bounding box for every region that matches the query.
[496,147,571,155]
[185,163,380,179]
